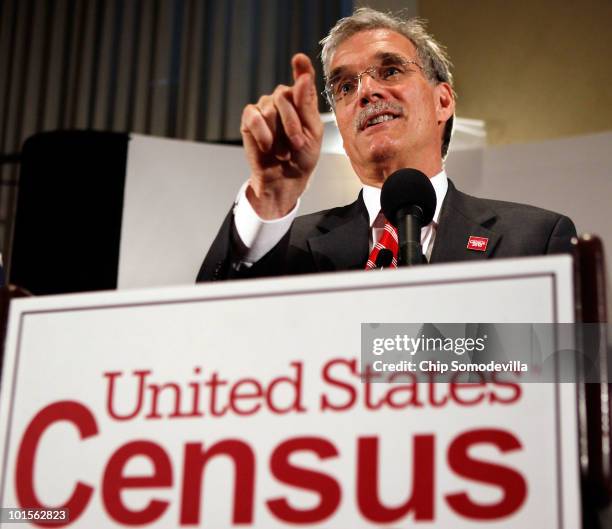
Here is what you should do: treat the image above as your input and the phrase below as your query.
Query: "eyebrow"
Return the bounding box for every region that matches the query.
[327,65,348,84]
[328,51,412,82]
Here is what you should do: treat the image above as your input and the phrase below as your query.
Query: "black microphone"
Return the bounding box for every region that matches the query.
[380,168,436,266]
[375,248,394,269]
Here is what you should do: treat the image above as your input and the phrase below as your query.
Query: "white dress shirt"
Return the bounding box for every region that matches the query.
[233,171,448,264]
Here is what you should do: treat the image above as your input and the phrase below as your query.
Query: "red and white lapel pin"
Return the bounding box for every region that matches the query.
[467,235,488,251]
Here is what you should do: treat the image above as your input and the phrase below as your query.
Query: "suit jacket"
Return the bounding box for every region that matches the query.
[196,180,576,282]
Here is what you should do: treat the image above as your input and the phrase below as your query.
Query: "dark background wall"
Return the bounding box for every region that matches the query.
[0,0,353,272]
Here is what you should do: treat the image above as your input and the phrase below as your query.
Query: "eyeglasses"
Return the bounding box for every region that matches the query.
[323,59,423,109]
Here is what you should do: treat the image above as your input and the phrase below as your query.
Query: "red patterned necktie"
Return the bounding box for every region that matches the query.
[365,218,398,269]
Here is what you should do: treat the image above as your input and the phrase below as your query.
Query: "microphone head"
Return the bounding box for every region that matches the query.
[380,168,437,227]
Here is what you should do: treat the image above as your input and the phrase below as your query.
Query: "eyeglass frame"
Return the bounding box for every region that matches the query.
[322,58,424,110]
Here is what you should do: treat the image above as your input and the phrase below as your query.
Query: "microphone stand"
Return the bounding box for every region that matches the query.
[396,205,426,266]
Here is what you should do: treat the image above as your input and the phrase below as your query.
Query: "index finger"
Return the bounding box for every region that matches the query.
[291,54,320,131]
[292,53,315,84]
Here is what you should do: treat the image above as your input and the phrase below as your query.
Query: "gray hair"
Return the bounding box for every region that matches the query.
[320,8,455,158]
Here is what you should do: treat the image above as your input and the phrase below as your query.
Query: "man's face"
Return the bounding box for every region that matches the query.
[328,29,454,185]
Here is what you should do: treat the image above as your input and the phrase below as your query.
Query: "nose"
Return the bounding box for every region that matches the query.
[357,71,384,106]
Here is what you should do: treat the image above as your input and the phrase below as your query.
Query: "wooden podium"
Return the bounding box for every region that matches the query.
[0,241,608,528]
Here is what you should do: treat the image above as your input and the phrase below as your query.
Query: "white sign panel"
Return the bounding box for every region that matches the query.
[0,256,580,528]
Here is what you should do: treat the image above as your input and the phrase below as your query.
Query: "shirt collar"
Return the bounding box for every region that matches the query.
[362,170,448,228]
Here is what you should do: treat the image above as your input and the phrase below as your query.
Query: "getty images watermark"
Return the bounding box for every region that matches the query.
[361,323,612,383]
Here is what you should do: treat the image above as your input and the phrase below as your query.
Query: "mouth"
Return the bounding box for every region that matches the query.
[361,112,401,131]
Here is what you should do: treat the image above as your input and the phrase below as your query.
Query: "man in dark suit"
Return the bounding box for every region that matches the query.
[197,8,575,282]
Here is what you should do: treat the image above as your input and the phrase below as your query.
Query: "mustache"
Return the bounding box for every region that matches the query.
[355,101,404,131]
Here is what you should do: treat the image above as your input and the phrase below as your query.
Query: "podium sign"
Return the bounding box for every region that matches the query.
[0,256,580,527]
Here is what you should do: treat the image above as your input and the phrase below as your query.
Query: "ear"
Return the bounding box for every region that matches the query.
[434,82,455,124]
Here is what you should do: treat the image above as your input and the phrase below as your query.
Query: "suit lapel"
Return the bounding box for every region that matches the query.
[305,181,501,269]
[430,180,501,263]
[307,194,370,272]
